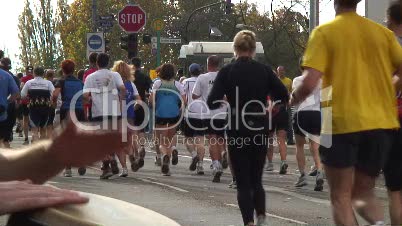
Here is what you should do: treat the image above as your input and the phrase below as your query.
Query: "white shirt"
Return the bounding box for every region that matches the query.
[292,75,321,112]
[83,69,124,117]
[193,72,228,120]
[183,76,208,119]
[21,77,55,98]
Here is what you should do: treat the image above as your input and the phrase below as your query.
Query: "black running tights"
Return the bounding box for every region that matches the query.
[229,144,267,225]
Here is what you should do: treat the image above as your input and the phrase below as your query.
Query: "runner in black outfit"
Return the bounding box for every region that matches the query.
[207,30,288,226]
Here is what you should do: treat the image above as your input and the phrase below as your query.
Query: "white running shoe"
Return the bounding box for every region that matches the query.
[63,169,72,177]
[265,162,274,171]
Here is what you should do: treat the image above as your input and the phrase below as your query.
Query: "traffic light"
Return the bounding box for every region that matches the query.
[120,33,138,59]
[143,34,152,44]
[105,39,110,53]
[225,0,234,15]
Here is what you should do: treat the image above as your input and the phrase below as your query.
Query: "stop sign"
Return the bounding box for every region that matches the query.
[118,5,146,33]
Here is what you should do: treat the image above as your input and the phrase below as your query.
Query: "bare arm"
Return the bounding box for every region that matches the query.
[290,67,323,106]
[52,88,61,105]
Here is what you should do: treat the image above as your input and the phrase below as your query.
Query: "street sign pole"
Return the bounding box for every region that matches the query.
[157,31,161,67]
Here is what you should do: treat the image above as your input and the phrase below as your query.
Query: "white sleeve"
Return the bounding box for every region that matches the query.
[192,76,202,96]
[48,81,55,94]
[151,80,162,93]
[182,79,189,94]
[83,77,92,94]
[132,82,139,96]
[175,81,185,96]
[21,81,30,98]
[113,73,124,88]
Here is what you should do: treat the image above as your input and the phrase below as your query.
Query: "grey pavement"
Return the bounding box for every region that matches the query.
[0,133,392,226]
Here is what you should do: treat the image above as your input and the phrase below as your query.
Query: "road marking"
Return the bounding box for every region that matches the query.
[265,186,330,206]
[140,177,189,193]
[225,203,308,225]
[146,150,212,162]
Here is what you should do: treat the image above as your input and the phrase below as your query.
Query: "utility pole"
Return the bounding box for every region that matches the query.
[92,0,97,32]
[309,0,319,33]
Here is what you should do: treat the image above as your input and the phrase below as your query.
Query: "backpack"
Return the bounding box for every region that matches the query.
[155,80,181,118]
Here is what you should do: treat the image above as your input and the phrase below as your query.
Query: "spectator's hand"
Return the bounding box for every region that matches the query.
[0,180,88,215]
[49,121,125,167]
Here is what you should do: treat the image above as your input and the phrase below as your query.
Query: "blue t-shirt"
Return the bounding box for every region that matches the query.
[124,81,139,119]
[55,75,84,110]
[0,69,19,121]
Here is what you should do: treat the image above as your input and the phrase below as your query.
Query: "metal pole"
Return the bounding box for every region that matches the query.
[316,0,319,26]
[309,0,317,34]
[156,31,161,67]
[92,0,97,32]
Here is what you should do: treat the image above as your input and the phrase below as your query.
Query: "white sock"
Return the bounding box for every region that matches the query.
[172,146,176,150]
[374,221,385,226]
[192,152,198,158]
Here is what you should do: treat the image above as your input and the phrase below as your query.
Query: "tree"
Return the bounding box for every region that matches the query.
[18,0,60,69]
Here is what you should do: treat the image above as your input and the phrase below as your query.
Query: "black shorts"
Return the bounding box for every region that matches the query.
[60,109,86,122]
[320,130,393,177]
[16,104,23,120]
[207,118,227,137]
[22,104,29,116]
[183,118,207,137]
[134,107,147,129]
[0,119,10,141]
[29,107,50,128]
[269,108,288,132]
[155,116,180,126]
[293,111,321,137]
[384,120,402,191]
[47,108,56,125]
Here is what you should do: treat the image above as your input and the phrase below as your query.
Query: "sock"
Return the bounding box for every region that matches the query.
[374,221,385,226]
[213,160,221,168]
[281,160,287,164]
[172,146,176,150]
[192,152,198,158]
[300,170,305,176]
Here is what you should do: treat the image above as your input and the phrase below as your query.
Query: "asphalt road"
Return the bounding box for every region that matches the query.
[0,134,392,226]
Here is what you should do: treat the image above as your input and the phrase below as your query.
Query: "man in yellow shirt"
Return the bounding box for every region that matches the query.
[291,0,402,225]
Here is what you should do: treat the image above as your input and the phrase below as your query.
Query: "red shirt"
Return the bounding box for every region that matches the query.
[397,92,402,119]
[20,74,34,105]
[83,68,97,83]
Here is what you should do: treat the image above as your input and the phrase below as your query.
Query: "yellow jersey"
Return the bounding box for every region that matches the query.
[280,77,292,93]
[303,12,402,134]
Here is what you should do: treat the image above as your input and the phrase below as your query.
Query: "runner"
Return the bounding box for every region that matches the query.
[0,63,19,148]
[111,60,141,176]
[150,66,162,166]
[207,30,288,226]
[15,72,24,138]
[183,63,207,176]
[131,57,151,167]
[45,69,56,138]
[20,66,34,145]
[21,67,55,142]
[150,63,185,176]
[0,58,20,148]
[52,60,86,177]
[292,63,324,192]
[277,66,295,145]
[193,56,229,183]
[291,0,402,225]
[266,96,289,174]
[384,1,402,225]
[83,53,126,180]
[83,52,98,121]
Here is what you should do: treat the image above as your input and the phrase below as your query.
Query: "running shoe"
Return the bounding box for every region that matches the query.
[119,168,128,177]
[171,149,179,165]
[161,155,171,176]
[256,215,269,226]
[228,180,237,189]
[63,169,72,177]
[196,161,204,175]
[295,174,307,187]
[78,167,86,176]
[18,132,23,137]
[309,166,318,176]
[101,161,109,171]
[138,148,146,169]
[314,170,324,192]
[221,152,229,169]
[100,168,113,180]
[279,161,288,175]
[155,156,162,167]
[212,162,223,183]
[265,162,274,172]
[110,159,119,175]
[189,155,199,171]
[23,139,29,145]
